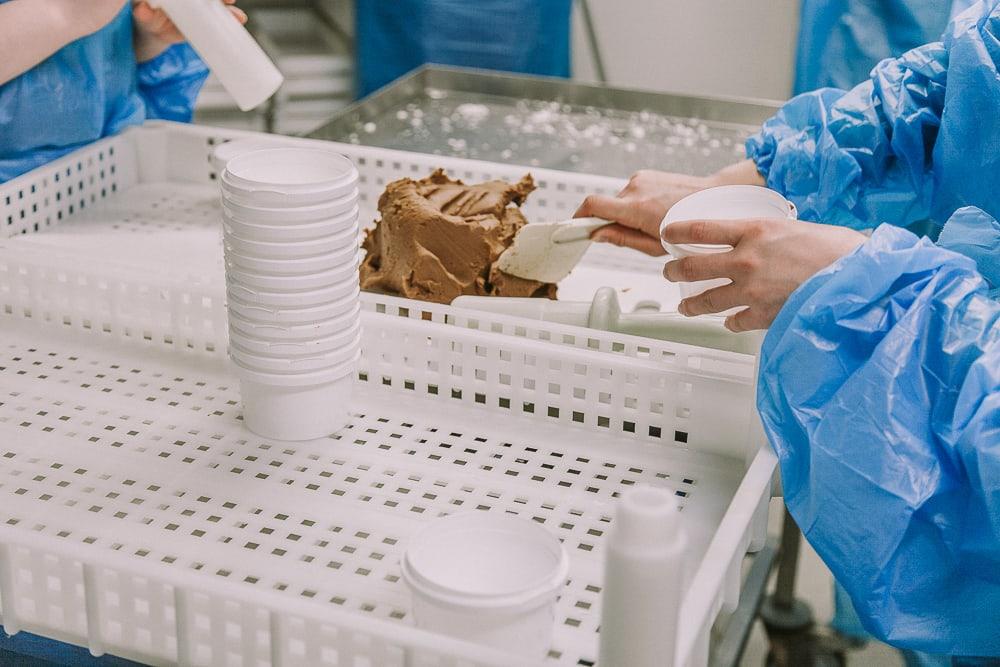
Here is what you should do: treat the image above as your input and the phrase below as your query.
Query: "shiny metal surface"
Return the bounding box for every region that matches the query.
[307,65,783,178]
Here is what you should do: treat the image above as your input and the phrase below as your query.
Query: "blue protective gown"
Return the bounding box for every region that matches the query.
[749,0,1000,656]
[355,0,573,97]
[0,2,208,183]
[749,1,1000,232]
[794,0,975,94]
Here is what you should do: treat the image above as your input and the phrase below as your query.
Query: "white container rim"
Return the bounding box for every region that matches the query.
[212,138,298,172]
[230,333,361,372]
[401,513,569,614]
[232,348,361,387]
[228,303,362,338]
[661,185,796,256]
[225,279,359,306]
[227,284,361,316]
[223,232,360,261]
[224,242,359,272]
[222,148,359,197]
[222,205,360,235]
[221,190,359,221]
[228,319,361,354]
[225,252,361,284]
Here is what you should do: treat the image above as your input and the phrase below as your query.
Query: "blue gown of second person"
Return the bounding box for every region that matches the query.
[0,2,208,183]
[794,0,977,93]
[747,0,1000,658]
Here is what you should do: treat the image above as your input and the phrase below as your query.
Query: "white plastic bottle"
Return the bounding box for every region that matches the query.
[598,485,688,667]
[152,0,283,111]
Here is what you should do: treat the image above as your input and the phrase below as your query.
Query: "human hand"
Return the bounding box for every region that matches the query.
[132,0,247,62]
[662,217,866,331]
[574,170,714,256]
[574,160,767,256]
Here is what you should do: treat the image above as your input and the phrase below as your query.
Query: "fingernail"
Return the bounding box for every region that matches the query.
[678,300,688,316]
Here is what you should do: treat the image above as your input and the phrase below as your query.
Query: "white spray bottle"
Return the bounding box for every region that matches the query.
[152,0,283,111]
[599,485,688,667]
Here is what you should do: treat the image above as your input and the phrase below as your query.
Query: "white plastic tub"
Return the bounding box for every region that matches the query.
[401,513,570,660]
[222,147,359,205]
[235,352,359,440]
[660,185,797,303]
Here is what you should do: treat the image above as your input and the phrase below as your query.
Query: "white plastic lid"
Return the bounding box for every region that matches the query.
[660,185,796,258]
[401,513,569,613]
[222,148,359,201]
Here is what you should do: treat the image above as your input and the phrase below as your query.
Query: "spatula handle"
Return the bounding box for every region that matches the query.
[551,217,613,244]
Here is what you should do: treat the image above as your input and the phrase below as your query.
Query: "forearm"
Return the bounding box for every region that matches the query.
[0,0,89,85]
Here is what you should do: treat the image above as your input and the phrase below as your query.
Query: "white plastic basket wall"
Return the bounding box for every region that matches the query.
[1,123,730,373]
[0,123,775,667]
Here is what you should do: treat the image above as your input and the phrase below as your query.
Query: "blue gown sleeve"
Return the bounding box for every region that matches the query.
[746,1,1000,231]
[757,216,1000,656]
[135,43,209,122]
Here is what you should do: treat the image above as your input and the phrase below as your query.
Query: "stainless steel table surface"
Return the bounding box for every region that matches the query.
[307,65,782,179]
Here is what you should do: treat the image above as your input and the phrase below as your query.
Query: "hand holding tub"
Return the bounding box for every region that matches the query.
[661,217,865,331]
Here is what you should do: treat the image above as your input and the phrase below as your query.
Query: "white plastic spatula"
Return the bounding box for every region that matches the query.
[496,217,612,283]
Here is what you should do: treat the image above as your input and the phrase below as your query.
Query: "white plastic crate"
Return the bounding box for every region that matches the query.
[0,123,775,666]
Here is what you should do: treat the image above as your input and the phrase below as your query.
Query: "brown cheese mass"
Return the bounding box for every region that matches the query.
[360,169,557,304]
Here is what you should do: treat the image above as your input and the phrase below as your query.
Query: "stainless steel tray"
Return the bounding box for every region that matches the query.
[307,65,782,178]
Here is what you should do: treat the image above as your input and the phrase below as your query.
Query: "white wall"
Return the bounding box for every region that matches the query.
[572,0,799,102]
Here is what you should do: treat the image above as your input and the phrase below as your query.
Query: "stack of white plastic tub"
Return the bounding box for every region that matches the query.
[220,147,361,440]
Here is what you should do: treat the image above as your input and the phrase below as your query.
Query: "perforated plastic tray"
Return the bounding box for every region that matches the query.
[0,123,775,667]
